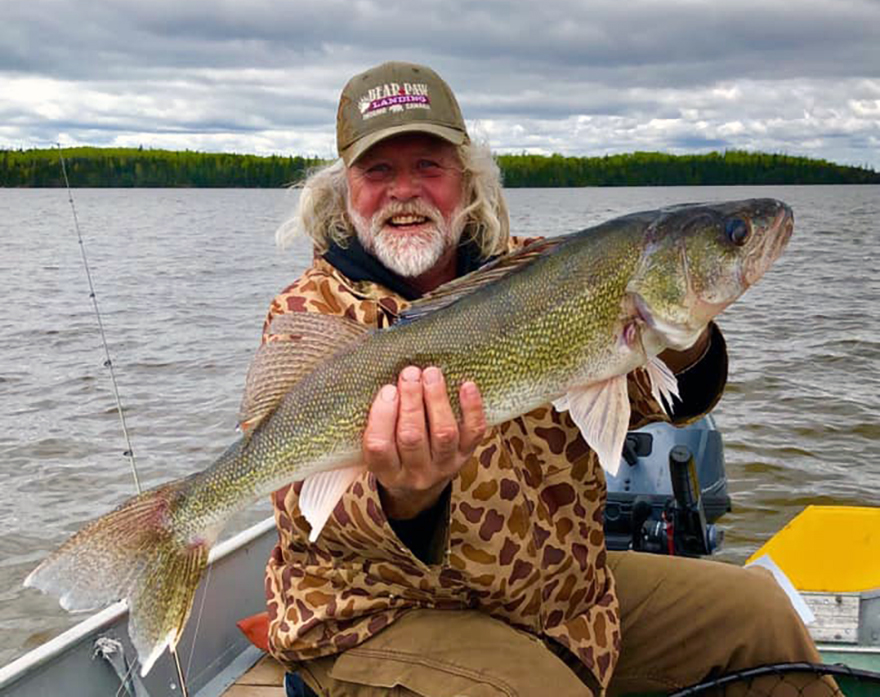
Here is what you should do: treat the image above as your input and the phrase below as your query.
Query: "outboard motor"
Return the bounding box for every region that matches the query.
[604,415,731,556]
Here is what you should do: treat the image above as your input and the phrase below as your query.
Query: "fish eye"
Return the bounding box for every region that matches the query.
[725,218,750,246]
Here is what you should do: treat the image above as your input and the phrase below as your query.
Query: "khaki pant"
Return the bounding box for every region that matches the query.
[297,552,838,696]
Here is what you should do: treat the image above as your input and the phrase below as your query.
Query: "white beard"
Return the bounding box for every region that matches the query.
[347,200,465,279]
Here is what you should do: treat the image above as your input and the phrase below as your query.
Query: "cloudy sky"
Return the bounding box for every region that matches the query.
[2,0,879,168]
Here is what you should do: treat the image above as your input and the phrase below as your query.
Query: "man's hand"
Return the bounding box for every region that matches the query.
[363,366,487,520]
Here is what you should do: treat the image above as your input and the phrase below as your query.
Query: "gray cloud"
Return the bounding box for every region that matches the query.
[1,0,878,167]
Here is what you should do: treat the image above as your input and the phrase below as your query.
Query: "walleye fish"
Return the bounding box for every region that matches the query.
[25,198,793,675]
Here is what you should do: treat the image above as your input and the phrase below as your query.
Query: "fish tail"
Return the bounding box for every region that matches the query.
[24,476,211,675]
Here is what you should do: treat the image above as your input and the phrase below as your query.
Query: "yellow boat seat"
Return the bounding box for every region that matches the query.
[746,505,880,593]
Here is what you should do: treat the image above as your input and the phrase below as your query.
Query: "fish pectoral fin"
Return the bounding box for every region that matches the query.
[299,467,364,542]
[554,375,631,477]
[646,355,681,417]
[239,313,370,432]
[399,237,566,323]
[551,394,569,411]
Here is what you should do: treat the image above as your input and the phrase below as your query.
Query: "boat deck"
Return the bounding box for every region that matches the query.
[226,655,285,696]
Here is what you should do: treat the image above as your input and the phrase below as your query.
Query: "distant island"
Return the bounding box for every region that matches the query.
[2,146,878,187]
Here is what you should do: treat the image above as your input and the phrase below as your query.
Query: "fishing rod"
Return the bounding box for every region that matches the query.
[56,144,198,697]
[57,145,141,495]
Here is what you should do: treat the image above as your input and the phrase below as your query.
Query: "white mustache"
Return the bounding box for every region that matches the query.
[373,201,441,231]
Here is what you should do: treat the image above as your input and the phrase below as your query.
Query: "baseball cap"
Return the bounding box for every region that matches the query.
[336,61,470,166]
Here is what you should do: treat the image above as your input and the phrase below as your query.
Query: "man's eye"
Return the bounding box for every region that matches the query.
[417,160,442,175]
[363,164,391,180]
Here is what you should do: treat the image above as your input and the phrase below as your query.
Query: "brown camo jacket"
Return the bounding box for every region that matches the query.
[262,237,678,689]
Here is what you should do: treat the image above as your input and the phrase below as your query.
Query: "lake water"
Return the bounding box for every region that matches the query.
[1,185,878,667]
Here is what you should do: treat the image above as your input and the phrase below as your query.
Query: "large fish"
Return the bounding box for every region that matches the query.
[25,198,793,675]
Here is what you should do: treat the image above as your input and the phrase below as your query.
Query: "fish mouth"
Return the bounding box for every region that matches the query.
[742,202,794,287]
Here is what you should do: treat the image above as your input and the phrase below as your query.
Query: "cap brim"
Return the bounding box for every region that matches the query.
[341,123,468,166]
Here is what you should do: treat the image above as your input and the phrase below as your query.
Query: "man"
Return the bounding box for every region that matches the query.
[263,61,833,696]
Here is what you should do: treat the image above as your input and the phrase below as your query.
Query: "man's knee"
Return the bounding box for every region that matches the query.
[721,566,820,662]
[294,609,592,697]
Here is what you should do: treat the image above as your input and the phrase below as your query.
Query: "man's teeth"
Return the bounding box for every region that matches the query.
[389,215,428,225]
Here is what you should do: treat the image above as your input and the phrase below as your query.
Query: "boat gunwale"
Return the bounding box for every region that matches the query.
[0,516,277,690]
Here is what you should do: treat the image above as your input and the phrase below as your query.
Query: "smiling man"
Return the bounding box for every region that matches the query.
[262,62,834,697]
[345,133,466,291]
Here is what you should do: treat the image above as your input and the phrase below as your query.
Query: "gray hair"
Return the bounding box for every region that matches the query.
[275,142,510,259]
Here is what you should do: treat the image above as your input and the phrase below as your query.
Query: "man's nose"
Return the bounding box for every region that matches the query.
[389,170,419,199]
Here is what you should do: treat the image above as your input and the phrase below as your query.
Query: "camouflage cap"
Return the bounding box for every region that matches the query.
[337,61,469,166]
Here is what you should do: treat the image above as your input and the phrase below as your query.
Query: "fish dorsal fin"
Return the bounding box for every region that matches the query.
[552,374,631,477]
[399,237,565,323]
[645,355,680,416]
[239,313,370,432]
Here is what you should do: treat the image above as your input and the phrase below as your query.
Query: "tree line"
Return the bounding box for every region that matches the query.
[1,146,877,187]
[496,150,880,186]
[0,147,324,188]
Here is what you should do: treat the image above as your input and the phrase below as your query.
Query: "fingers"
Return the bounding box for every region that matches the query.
[422,367,460,467]
[364,366,487,497]
[363,383,401,478]
[395,366,432,473]
[458,380,487,454]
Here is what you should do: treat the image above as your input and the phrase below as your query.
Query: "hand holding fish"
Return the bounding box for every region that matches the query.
[365,365,487,520]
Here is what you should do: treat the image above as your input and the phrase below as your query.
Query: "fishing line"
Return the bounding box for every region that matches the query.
[185,563,212,679]
[57,145,197,697]
[113,657,139,697]
[57,144,141,495]
[172,650,190,697]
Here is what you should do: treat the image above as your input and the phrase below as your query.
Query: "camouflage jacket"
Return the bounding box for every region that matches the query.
[263,236,725,689]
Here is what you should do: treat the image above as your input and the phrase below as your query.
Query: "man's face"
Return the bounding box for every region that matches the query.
[345,133,465,278]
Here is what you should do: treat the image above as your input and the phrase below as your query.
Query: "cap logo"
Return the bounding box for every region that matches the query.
[358,82,431,120]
